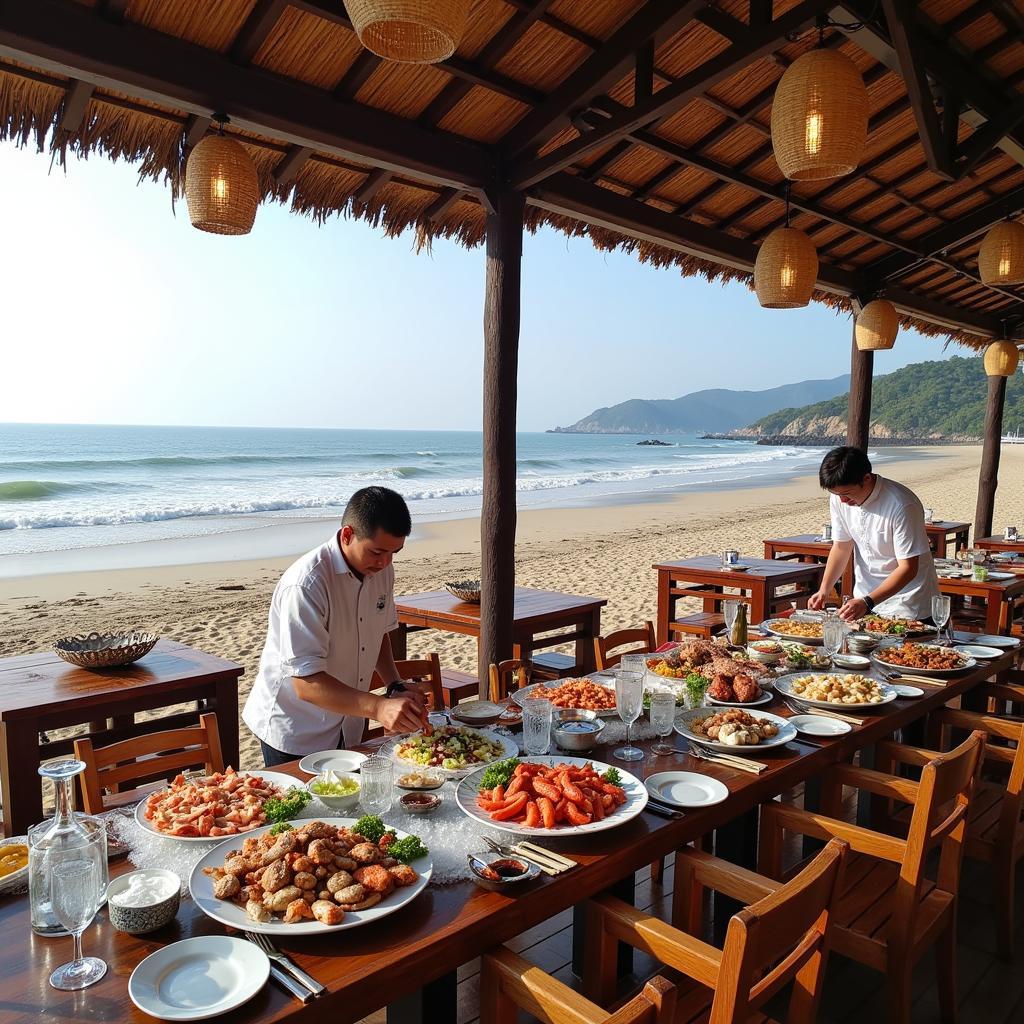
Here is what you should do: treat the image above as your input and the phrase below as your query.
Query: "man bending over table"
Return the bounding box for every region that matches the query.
[808,446,940,624]
[244,486,428,767]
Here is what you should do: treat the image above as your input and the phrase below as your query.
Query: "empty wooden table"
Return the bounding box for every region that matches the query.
[974,535,1024,555]
[653,556,824,645]
[393,586,607,675]
[0,640,242,837]
[762,534,854,597]
[925,520,971,557]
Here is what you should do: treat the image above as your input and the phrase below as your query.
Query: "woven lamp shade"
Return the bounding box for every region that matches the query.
[984,341,1020,377]
[771,49,868,180]
[754,226,818,308]
[855,299,898,351]
[344,0,470,63]
[185,135,259,235]
[978,220,1024,285]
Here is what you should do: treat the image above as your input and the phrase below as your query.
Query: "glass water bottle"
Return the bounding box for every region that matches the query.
[28,760,108,936]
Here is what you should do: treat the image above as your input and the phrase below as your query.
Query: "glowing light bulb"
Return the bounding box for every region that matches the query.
[212,175,229,201]
[805,111,822,155]
[780,262,795,289]
[999,253,1011,279]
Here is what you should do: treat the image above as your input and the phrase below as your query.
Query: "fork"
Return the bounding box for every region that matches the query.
[245,931,325,996]
[686,741,763,774]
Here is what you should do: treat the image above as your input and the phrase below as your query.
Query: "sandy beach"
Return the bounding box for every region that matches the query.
[2,444,1019,771]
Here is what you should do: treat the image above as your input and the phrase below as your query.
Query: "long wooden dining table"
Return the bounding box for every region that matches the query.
[1,649,1014,1024]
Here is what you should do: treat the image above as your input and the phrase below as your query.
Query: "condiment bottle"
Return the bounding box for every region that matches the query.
[730,602,748,647]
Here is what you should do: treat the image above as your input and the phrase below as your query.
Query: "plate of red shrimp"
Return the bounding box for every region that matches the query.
[135,768,297,841]
[455,757,648,836]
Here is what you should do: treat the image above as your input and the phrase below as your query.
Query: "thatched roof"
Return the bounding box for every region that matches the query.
[2,0,1023,346]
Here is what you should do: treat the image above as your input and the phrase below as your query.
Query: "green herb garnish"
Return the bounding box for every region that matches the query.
[479,757,520,792]
[387,835,429,863]
[268,822,294,836]
[602,767,621,785]
[684,672,710,706]
[353,814,389,844]
[264,786,312,824]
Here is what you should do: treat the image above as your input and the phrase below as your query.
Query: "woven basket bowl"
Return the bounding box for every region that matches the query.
[53,631,159,669]
[445,580,481,603]
[185,135,259,236]
[344,0,470,63]
[754,226,818,308]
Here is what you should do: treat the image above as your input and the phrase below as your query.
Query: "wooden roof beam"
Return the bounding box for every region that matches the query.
[183,113,212,149]
[353,167,392,206]
[423,187,462,223]
[501,0,601,49]
[57,78,93,132]
[273,144,312,185]
[0,0,490,191]
[333,50,380,100]
[230,0,289,65]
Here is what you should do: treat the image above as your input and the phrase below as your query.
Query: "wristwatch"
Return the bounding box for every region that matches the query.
[384,681,407,697]
[862,594,876,612]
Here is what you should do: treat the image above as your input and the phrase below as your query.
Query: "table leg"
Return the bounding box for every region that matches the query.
[749,580,768,625]
[0,718,42,838]
[986,595,1004,636]
[213,678,240,768]
[386,970,457,1024]
[856,743,878,828]
[657,570,671,647]
[573,872,634,978]
[576,610,600,672]
[391,625,409,661]
[713,808,759,945]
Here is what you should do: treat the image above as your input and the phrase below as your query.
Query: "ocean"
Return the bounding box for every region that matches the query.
[0,423,832,558]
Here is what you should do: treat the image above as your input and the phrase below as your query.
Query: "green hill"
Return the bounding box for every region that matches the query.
[747,356,1024,440]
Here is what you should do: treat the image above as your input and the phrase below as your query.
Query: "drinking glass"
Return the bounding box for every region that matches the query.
[618,653,647,677]
[924,507,935,524]
[359,755,393,816]
[649,692,677,756]
[48,847,106,990]
[822,616,845,668]
[522,697,553,756]
[613,669,644,762]
[722,600,739,638]
[931,595,951,645]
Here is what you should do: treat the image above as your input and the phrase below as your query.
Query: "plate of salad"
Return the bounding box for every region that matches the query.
[383,725,518,777]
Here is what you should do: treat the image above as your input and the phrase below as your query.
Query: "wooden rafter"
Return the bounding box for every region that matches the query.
[273,144,312,185]
[333,50,379,100]
[230,0,289,65]
[183,113,211,149]
[423,187,462,223]
[354,167,392,206]
[502,0,600,49]
[57,78,93,133]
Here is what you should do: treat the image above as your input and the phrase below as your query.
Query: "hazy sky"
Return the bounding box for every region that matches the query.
[1,141,962,433]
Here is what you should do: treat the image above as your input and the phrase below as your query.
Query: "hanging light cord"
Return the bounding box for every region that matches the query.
[785,182,791,228]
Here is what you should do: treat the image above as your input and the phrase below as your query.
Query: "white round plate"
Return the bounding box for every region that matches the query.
[0,835,29,894]
[128,936,269,1021]
[674,708,797,752]
[721,564,751,572]
[189,817,431,934]
[986,571,1016,580]
[761,619,824,646]
[774,672,898,710]
[510,679,618,718]
[832,654,871,669]
[706,688,774,708]
[892,683,924,698]
[966,634,1020,649]
[789,715,851,737]
[871,645,976,677]
[381,726,519,779]
[134,770,301,843]
[645,772,729,809]
[455,755,647,837]
[298,750,368,775]
[954,644,1003,660]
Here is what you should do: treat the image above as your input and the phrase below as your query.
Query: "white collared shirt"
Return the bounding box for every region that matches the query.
[242,533,398,755]
[830,475,940,620]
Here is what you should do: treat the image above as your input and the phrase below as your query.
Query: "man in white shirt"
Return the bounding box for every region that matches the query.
[808,447,940,623]
[243,486,428,766]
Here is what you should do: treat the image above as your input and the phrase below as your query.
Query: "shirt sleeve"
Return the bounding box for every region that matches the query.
[277,582,330,678]
[829,494,852,542]
[383,588,399,634]
[892,501,932,560]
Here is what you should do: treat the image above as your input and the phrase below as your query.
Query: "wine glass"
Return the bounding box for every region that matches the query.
[722,600,739,638]
[48,847,106,990]
[613,669,644,762]
[822,616,844,668]
[931,595,951,646]
[649,692,677,756]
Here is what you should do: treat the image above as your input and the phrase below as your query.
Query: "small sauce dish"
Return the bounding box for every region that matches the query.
[400,791,443,815]
[107,868,181,934]
[467,852,541,892]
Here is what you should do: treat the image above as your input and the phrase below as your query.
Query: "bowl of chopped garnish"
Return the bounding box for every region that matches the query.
[746,640,784,664]
[306,770,361,811]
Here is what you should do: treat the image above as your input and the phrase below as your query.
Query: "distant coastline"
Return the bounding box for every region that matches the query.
[701,433,982,447]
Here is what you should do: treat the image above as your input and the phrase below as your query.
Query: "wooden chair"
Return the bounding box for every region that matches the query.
[488,659,530,703]
[754,731,986,1024]
[669,613,726,640]
[362,653,447,741]
[594,621,657,670]
[480,944,676,1024]
[876,680,1024,959]
[74,711,224,814]
[585,838,848,1023]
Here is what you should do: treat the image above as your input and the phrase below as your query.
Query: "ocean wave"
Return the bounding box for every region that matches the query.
[0,479,121,501]
[0,454,335,471]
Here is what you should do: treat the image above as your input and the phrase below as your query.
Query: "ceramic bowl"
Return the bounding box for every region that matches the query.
[306,771,361,811]
[552,709,606,752]
[399,791,443,815]
[746,641,784,665]
[467,852,541,892]
[107,869,181,935]
[451,700,504,727]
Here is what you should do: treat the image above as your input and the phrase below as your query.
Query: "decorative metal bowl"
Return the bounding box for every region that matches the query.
[53,631,159,669]
[445,580,481,603]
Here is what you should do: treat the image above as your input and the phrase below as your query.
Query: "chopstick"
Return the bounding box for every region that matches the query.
[888,674,946,687]
[514,841,576,871]
[689,744,764,774]
[795,706,864,726]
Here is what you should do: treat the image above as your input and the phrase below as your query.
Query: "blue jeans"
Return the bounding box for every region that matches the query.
[260,738,299,767]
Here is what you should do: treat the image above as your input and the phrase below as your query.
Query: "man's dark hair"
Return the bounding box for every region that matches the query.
[342,486,412,538]
[819,447,872,489]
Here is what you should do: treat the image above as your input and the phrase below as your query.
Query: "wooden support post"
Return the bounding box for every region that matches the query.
[975,374,1007,540]
[846,320,873,452]
[479,187,524,692]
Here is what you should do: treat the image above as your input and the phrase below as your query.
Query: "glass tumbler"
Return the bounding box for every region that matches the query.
[359,755,393,816]
[522,697,553,756]
[649,692,677,756]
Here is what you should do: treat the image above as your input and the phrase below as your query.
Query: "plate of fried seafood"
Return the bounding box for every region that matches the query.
[646,639,772,706]
[674,708,795,751]
[135,768,296,842]
[774,672,897,709]
[190,818,431,934]
[511,678,618,716]
[859,615,931,638]
[761,619,825,644]
[871,643,975,676]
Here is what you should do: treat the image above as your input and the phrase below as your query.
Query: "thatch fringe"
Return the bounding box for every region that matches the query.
[0,71,63,152]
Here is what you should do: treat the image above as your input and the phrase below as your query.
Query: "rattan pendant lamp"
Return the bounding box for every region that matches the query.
[855,298,899,351]
[984,339,1021,377]
[978,218,1024,286]
[771,21,868,180]
[754,186,818,308]
[184,117,259,235]
[344,0,471,63]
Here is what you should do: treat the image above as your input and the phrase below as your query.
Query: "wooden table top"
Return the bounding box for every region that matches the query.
[925,520,970,531]
[5,651,1007,1024]
[764,534,831,547]
[396,586,607,627]
[974,536,1024,552]
[0,640,243,720]
[653,555,826,582]
[938,571,1024,595]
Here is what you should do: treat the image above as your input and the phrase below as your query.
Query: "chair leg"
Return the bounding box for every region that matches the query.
[886,963,914,1024]
[935,917,958,1024]
[993,854,1015,961]
[650,856,665,885]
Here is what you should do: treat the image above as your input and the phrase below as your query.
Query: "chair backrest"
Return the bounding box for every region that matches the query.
[363,654,446,740]
[711,838,848,1024]
[594,621,657,670]
[74,712,224,814]
[489,659,530,702]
